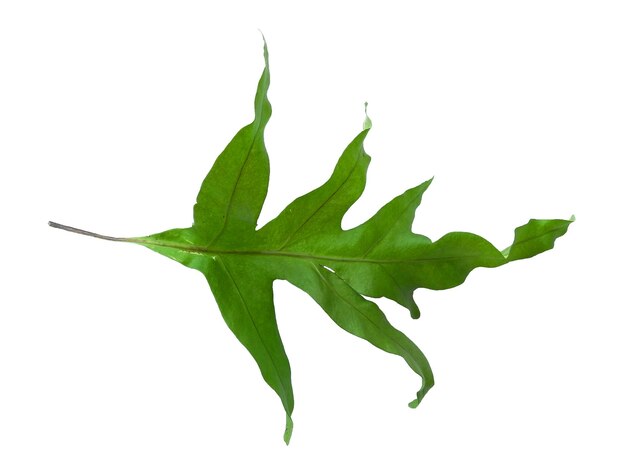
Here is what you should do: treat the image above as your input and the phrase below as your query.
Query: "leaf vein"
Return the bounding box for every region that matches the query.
[311,264,418,370]
[217,257,289,401]
[207,111,266,245]
[360,190,424,258]
[276,148,364,250]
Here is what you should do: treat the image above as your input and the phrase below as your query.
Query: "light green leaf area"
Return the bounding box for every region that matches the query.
[51,41,573,444]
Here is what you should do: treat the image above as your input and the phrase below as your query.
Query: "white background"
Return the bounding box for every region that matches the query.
[1,1,625,468]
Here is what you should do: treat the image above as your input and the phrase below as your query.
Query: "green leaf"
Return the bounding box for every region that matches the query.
[49,40,573,444]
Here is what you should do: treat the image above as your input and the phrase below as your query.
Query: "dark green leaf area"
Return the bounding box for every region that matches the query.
[131,42,572,443]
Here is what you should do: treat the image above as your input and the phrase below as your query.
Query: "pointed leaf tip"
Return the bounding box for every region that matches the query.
[261,33,269,67]
[363,101,372,130]
[283,415,294,445]
[408,383,431,408]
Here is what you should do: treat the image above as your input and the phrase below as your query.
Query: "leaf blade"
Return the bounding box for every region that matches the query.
[204,255,294,444]
[192,41,272,246]
[52,40,574,443]
[503,217,575,261]
[274,258,434,408]
[259,129,371,247]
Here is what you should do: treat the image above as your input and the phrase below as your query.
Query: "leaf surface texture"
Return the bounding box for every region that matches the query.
[52,41,573,443]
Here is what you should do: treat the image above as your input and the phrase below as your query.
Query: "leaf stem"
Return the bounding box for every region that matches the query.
[48,221,132,243]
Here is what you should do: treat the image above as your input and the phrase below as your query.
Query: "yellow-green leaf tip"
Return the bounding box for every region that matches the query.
[283,415,294,445]
[363,101,372,130]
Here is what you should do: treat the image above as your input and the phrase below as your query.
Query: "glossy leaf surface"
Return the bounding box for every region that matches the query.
[50,42,573,444]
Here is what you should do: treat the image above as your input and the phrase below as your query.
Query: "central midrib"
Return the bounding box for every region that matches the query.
[133,237,504,265]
